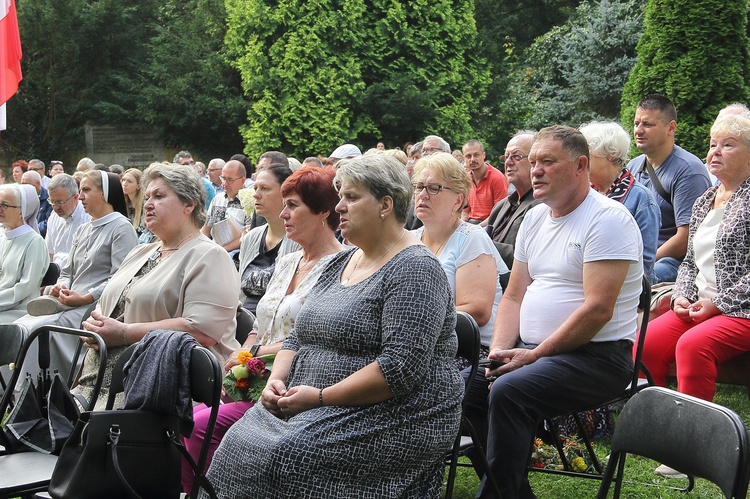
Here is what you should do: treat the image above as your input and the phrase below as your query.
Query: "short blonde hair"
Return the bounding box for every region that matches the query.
[413,152,471,199]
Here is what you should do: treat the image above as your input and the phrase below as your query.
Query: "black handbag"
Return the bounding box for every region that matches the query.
[2,371,79,455]
[48,410,182,499]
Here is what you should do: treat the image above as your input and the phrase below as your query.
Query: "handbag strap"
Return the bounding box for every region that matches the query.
[642,157,672,205]
[107,423,219,499]
[108,424,143,499]
[171,433,219,499]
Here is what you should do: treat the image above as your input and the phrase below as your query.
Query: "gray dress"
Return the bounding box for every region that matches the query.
[205,245,463,498]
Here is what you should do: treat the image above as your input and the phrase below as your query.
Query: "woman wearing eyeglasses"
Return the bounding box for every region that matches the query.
[412,152,507,356]
[0,184,49,322]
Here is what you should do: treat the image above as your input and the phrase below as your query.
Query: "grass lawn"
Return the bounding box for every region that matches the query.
[445,383,750,498]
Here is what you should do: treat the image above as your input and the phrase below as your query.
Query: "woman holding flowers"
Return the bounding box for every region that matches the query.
[205,155,462,498]
[182,166,343,494]
[237,163,299,314]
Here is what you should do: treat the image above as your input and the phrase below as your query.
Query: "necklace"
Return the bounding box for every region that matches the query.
[295,242,341,275]
[159,232,198,255]
[431,218,460,256]
[342,230,406,285]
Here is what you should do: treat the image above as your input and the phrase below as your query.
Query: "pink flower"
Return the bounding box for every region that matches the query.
[246,358,266,377]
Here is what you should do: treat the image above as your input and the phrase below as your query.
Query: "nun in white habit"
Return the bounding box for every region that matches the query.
[0,184,49,322]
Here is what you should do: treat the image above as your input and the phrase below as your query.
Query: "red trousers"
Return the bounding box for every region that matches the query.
[639,310,750,401]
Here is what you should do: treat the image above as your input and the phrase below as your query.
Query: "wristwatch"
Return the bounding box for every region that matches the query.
[249,344,260,356]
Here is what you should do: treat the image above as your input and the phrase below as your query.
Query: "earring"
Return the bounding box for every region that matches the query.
[380,213,385,219]
[321,220,325,227]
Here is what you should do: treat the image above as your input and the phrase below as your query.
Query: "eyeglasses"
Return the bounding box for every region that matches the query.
[28,166,45,172]
[412,182,453,196]
[503,153,528,163]
[50,161,63,166]
[208,168,222,173]
[0,202,21,211]
[220,176,243,183]
[50,194,76,206]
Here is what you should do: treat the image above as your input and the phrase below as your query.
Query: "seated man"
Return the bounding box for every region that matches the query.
[482,131,539,268]
[200,160,252,252]
[45,173,91,268]
[467,126,643,498]
[463,139,508,224]
[627,94,710,284]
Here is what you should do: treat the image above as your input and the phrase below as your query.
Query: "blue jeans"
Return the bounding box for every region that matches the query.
[651,256,681,285]
[465,342,633,499]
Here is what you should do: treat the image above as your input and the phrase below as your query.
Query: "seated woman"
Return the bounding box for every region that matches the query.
[205,155,463,498]
[237,164,299,315]
[580,121,661,277]
[15,171,137,374]
[412,152,507,356]
[183,166,343,493]
[121,167,145,237]
[0,184,49,322]
[76,163,240,409]
[640,115,750,474]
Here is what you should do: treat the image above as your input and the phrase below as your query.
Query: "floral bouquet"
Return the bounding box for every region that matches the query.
[236,188,256,218]
[222,351,275,402]
[530,436,595,473]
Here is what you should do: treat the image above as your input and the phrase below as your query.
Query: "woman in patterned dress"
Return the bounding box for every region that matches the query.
[641,114,750,403]
[183,166,343,493]
[205,155,463,498]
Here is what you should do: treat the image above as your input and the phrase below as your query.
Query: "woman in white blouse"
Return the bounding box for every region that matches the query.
[0,184,48,322]
[183,166,343,494]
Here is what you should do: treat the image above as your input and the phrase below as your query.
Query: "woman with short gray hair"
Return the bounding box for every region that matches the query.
[580,120,660,277]
[72,162,239,409]
[206,153,462,497]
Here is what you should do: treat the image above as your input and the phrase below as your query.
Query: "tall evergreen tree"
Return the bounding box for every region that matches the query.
[621,0,750,156]
[224,0,489,159]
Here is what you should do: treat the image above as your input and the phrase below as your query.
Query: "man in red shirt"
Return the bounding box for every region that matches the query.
[463,139,508,223]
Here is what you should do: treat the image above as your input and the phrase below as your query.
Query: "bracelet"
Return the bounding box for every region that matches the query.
[319,388,324,407]
[122,324,129,347]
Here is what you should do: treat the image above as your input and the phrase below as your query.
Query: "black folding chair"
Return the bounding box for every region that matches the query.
[0,325,106,499]
[236,306,256,345]
[0,324,25,401]
[445,311,501,499]
[598,386,750,499]
[40,262,61,288]
[531,275,652,480]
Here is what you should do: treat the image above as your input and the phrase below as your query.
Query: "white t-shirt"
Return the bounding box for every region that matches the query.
[515,190,643,345]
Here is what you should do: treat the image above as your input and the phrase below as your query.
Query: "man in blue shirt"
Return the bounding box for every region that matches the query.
[628,94,710,284]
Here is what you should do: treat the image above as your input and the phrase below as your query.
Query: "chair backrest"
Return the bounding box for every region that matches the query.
[626,275,652,395]
[0,324,25,367]
[455,311,481,407]
[0,325,107,434]
[611,386,750,498]
[105,343,138,410]
[189,346,222,407]
[235,307,256,345]
[41,262,61,287]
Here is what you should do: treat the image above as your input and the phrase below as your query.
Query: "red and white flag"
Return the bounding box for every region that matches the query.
[1,0,22,106]
[1,0,22,130]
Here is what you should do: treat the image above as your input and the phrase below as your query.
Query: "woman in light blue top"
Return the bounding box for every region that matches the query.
[581,121,661,278]
[412,152,507,350]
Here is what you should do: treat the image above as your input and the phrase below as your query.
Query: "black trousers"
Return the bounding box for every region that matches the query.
[463,341,633,499]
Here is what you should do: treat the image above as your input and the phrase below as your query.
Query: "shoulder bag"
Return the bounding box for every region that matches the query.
[48,410,182,499]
